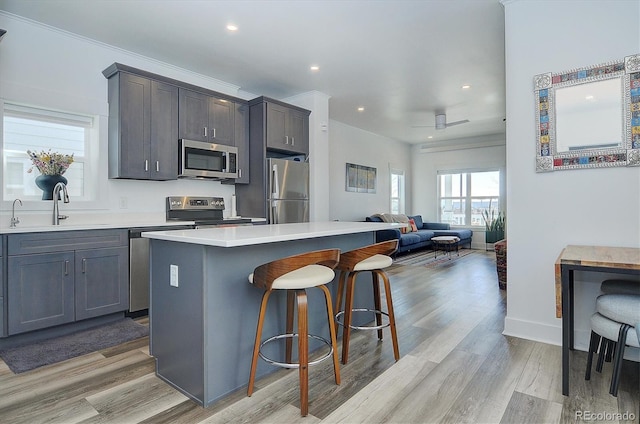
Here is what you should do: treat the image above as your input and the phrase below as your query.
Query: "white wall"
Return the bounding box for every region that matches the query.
[329,120,412,221]
[411,135,506,249]
[502,0,640,349]
[0,13,329,226]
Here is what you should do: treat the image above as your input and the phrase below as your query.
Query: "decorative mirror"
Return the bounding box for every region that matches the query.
[533,54,640,172]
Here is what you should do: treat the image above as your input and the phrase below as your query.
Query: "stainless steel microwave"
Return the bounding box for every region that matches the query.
[178,139,238,179]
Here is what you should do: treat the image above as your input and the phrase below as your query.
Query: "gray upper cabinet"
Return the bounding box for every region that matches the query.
[106,71,178,180]
[178,88,235,146]
[6,230,129,335]
[261,98,310,155]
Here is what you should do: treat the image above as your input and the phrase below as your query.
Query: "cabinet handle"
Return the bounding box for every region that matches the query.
[204,127,207,137]
[285,136,289,145]
[291,137,295,146]
[239,169,242,179]
[145,160,149,171]
[64,260,69,275]
[213,128,216,139]
[82,258,86,273]
[156,161,160,172]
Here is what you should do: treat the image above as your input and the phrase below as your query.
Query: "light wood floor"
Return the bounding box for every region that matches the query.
[0,250,637,423]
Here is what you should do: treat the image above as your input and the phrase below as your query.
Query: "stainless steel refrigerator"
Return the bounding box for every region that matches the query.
[267,158,309,223]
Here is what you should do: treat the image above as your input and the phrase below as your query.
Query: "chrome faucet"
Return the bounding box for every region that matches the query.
[10,198,22,227]
[52,182,70,225]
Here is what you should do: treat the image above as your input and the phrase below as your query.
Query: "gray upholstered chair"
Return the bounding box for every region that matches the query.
[585,294,640,396]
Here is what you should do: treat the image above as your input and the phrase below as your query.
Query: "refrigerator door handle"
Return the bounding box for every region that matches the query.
[271,163,279,199]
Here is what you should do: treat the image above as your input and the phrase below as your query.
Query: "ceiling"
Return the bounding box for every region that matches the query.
[0,0,506,145]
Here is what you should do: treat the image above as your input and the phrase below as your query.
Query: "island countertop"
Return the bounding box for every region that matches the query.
[142,221,403,248]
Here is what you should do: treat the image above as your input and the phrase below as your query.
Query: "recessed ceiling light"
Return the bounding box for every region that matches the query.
[357,107,365,112]
[226,24,238,31]
[310,65,320,71]
[462,84,471,89]
[427,136,433,139]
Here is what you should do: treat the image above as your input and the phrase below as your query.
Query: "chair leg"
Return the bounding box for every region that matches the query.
[610,324,630,397]
[296,290,309,416]
[285,290,295,364]
[377,269,400,361]
[605,339,615,362]
[585,331,600,380]
[372,271,383,340]
[319,284,341,385]
[596,337,608,372]
[341,271,358,364]
[248,290,272,396]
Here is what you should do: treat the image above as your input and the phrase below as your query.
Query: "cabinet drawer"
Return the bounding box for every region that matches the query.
[8,229,128,255]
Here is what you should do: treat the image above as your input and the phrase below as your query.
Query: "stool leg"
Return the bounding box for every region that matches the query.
[248,290,273,396]
[335,271,347,323]
[286,290,295,364]
[319,284,341,385]
[605,339,615,363]
[585,330,600,380]
[296,290,309,416]
[341,271,358,364]
[372,271,383,340]
[377,269,400,361]
[596,337,607,372]
[610,324,630,397]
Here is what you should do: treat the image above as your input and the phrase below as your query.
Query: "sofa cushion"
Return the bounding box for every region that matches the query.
[433,228,473,240]
[424,222,450,230]
[415,230,435,242]
[399,233,421,246]
[409,215,424,229]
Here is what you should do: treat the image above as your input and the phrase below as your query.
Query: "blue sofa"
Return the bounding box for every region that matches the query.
[365,214,473,254]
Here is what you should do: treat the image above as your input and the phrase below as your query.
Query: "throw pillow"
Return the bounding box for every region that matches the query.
[409,218,418,232]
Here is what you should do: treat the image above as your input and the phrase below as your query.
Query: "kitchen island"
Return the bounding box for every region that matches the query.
[143,221,402,407]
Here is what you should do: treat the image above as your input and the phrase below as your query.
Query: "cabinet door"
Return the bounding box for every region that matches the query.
[234,102,249,184]
[178,89,209,142]
[288,108,309,155]
[209,98,235,146]
[75,247,129,321]
[7,252,75,335]
[150,80,179,180]
[117,73,151,179]
[265,102,288,150]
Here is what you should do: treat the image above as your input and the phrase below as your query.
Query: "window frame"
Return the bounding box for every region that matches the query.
[390,168,405,215]
[437,168,502,228]
[1,99,107,212]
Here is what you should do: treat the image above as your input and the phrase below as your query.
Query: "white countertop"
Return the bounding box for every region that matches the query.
[142,221,403,247]
[0,217,266,234]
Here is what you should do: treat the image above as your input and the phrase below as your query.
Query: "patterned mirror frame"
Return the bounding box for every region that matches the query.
[533,54,640,172]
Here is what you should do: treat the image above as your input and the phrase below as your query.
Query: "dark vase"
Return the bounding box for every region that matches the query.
[35,174,67,200]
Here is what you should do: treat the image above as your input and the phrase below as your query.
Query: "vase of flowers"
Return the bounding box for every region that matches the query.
[27,150,74,200]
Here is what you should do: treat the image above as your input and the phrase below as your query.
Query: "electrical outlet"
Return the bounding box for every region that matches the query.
[170,264,179,287]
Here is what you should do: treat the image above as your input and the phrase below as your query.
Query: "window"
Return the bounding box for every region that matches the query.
[390,169,405,214]
[438,170,500,226]
[2,103,94,201]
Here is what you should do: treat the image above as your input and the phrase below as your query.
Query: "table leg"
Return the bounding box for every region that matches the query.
[561,265,571,396]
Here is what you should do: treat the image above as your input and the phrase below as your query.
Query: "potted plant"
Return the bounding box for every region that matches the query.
[482,209,505,245]
[27,149,74,200]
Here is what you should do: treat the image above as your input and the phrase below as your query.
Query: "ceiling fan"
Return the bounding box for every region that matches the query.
[413,114,470,130]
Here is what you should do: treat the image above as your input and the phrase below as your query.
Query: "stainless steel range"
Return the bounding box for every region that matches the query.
[166,196,252,228]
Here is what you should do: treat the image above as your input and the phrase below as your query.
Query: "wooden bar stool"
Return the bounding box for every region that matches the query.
[334,240,399,364]
[247,248,341,417]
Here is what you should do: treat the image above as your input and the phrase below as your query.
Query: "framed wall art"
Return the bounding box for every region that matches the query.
[346,163,376,193]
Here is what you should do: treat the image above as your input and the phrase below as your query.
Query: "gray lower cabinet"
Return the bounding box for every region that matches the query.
[0,237,4,337]
[6,230,129,335]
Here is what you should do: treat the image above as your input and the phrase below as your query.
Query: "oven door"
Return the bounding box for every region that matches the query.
[179,139,238,179]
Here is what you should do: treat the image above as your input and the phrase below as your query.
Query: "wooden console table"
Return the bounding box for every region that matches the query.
[555,245,640,396]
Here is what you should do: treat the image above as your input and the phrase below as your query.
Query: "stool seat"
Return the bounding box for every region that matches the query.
[353,254,393,271]
[600,279,640,295]
[596,294,640,327]
[247,248,341,417]
[249,264,335,289]
[586,293,640,397]
[335,240,399,364]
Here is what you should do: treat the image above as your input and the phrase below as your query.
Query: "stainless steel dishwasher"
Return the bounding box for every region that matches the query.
[128,225,193,313]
